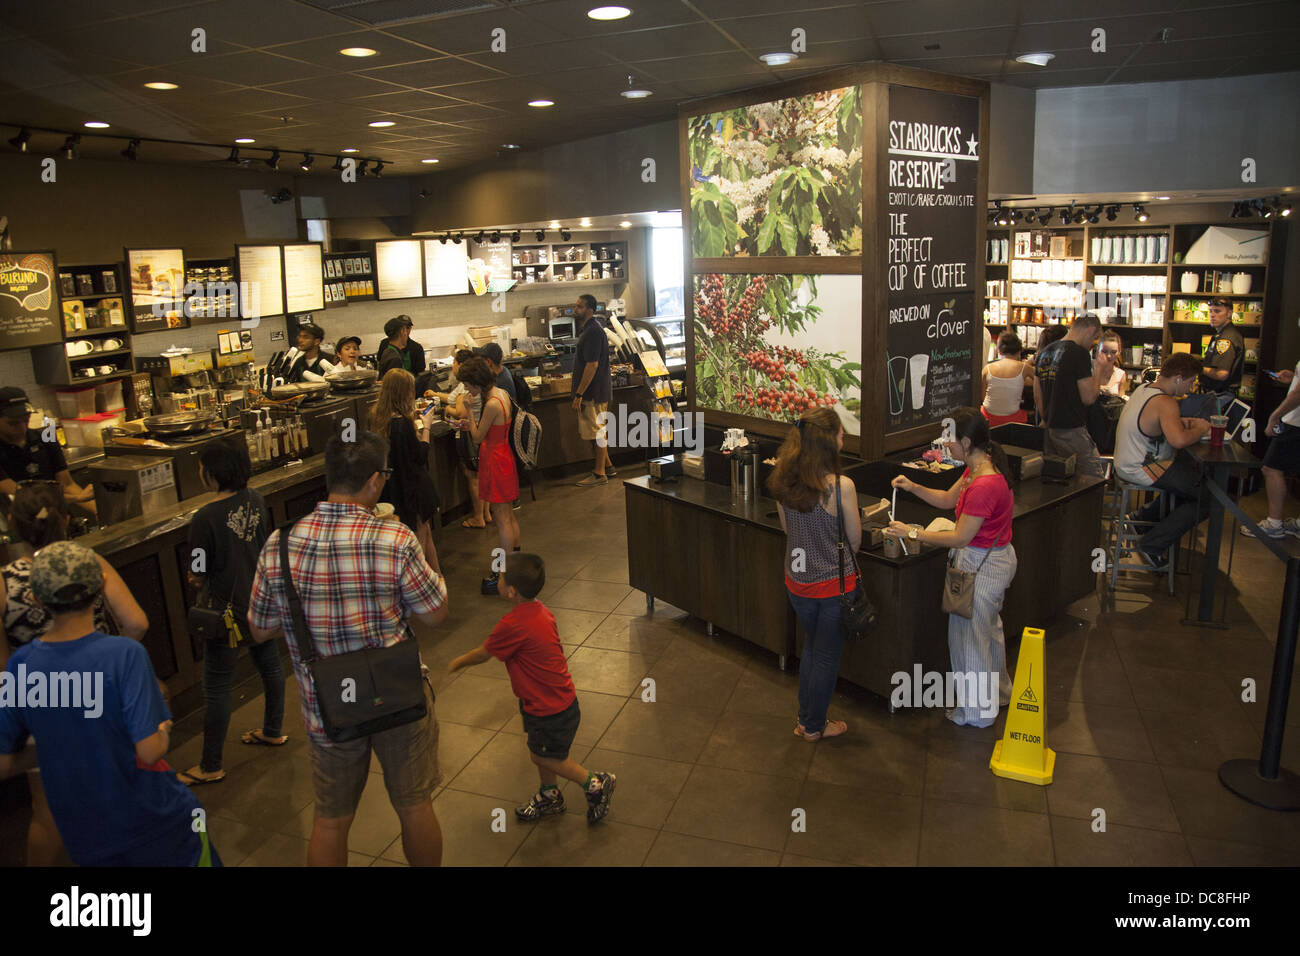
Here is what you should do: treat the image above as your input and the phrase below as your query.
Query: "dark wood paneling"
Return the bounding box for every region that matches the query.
[626,488,701,615]
[740,524,796,657]
[116,552,178,681]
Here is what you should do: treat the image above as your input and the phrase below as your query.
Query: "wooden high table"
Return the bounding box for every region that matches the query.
[624,469,1105,700]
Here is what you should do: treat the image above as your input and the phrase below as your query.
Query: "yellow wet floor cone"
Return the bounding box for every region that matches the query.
[990,627,1055,785]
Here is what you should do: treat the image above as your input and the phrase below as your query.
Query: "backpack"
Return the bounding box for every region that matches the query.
[511,370,533,413]
[509,399,542,471]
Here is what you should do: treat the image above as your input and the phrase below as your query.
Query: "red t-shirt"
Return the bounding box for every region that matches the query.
[484,601,576,717]
[957,474,1014,548]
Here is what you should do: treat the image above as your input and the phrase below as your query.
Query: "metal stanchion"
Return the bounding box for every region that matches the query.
[1218,556,1300,810]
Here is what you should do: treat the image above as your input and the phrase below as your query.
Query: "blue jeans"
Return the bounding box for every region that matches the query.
[788,592,845,735]
[201,637,286,773]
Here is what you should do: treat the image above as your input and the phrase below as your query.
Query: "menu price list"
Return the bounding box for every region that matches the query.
[884,85,980,433]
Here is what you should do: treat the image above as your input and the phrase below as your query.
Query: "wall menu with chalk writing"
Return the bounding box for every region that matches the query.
[0,251,61,349]
[883,85,981,434]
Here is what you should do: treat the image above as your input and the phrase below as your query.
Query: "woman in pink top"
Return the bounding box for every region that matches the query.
[885,408,1017,727]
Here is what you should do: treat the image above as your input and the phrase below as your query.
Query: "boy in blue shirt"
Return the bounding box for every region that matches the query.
[0,542,220,866]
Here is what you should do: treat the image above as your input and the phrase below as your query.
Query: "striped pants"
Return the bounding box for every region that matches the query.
[947,543,1017,728]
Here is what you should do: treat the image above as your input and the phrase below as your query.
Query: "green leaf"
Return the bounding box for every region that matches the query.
[777,217,797,256]
[756,214,777,254]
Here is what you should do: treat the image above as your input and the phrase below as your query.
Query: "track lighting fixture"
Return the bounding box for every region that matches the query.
[269,188,293,204]
[299,153,313,171]
[332,155,345,171]
[227,146,241,163]
[490,231,501,243]
[1280,199,1292,217]
[1059,207,1071,226]
[511,230,521,243]
[121,138,140,161]
[61,134,80,159]
[372,160,385,177]
[356,159,369,176]
[440,233,449,243]
[474,231,486,243]
[1104,205,1119,221]
[8,128,31,152]
[560,228,571,242]
[536,230,546,242]
[266,149,280,170]
[418,188,431,199]
[1133,203,1148,222]
[452,233,462,244]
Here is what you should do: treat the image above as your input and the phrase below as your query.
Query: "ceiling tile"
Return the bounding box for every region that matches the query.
[867,0,1020,35]
[0,39,145,87]
[405,103,511,122]
[1126,32,1300,66]
[713,9,873,49]
[690,0,860,18]
[263,74,409,100]
[385,10,570,55]
[1,0,133,36]
[196,87,316,116]
[360,56,503,87]
[598,23,738,61]
[1108,61,1239,85]
[166,51,334,85]
[21,14,241,64]
[514,0,704,40]
[879,27,1016,60]
[458,42,606,76]
[423,76,522,105]
[630,50,769,81]
[344,90,470,111]
[258,30,442,67]
[149,0,359,48]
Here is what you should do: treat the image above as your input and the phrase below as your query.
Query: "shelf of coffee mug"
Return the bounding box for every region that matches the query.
[1087,262,1170,268]
[1170,320,1261,328]
[68,348,132,361]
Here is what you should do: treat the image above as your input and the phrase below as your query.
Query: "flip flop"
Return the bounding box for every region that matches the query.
[177,768,226,786]
[241,730,289,747]
[461,519,486,529]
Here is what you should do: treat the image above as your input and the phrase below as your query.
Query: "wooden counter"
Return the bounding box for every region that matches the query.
[624,468,1105,699]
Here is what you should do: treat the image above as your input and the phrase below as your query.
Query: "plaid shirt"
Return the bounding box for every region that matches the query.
[249,502,446,742]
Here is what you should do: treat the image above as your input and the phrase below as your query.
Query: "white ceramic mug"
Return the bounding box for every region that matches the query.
[1232,272,1252,295]
[1123,236,1135,263]
[1101,236,1113,264]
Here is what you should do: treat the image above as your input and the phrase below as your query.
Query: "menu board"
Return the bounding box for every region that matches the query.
[468,239,514,295]
[423,240,470,296]
[237,245,285,319]
[883,85,980,433]
[0,251,61,349]
[125,247,187,332]
[283,243,324,313]
[376,240,423,300]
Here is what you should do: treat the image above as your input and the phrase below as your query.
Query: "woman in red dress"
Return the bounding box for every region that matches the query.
[456,356,520,595]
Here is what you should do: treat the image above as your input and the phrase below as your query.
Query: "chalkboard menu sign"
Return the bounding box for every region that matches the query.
[883,85,980,433]
[0,251,61,349]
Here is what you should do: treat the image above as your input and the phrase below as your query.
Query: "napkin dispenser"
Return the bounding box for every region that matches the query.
[649,455,683,481]
[1001,445,1043,481]
[1042,453,1076,479]
[861,498,891,549]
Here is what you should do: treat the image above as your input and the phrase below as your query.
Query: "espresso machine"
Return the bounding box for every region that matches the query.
[136,348,220,417]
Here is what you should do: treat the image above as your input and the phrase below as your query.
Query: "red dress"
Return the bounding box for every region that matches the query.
[477,392,519,503]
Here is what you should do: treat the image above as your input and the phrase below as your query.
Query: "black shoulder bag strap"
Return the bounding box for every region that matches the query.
[834,476,851,596]
[278,522,318,666]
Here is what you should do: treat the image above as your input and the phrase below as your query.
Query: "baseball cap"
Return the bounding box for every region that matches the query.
[384,315,414,338]
[335,335,361,353]
[30,541,104,609]
[298,322,325,340]
[479,342,503,365]
[1207,297,1232,309]
[0,386,32,420]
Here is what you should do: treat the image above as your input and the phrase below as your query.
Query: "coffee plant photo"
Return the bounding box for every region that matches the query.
[688,86,862,258]
[694,273,862,427]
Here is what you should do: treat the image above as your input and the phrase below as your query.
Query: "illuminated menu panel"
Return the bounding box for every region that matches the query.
[237,244,285,319]
[376,240,423,300]
[423,240,469,296]
[283,243,324,312]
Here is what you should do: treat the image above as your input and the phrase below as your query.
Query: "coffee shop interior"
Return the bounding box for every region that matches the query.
[0,0,1299,870]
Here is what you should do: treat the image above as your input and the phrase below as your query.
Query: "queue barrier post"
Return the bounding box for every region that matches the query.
[1217,556,1300,810]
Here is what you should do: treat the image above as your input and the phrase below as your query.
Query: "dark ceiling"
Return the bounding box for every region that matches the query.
[1,0,1297,173]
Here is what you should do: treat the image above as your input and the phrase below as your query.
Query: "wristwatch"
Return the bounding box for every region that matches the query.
[908,527,919,540]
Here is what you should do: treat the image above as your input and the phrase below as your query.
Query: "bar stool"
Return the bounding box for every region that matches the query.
[1108,479,1176,595]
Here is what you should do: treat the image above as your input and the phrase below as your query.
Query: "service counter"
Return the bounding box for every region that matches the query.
[624,466,1105,699]
[530,385,656,473]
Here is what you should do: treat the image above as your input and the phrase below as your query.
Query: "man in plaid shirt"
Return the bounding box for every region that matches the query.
[250,432,449,866]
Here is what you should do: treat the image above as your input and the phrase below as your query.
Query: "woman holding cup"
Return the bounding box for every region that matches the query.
[369,369,442,572]
[885,408,1017,728]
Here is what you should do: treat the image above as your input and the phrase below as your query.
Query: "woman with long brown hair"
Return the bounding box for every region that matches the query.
[370,368,441,571]
[767,407,861,741]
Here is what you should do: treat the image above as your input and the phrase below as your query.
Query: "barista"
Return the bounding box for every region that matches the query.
[333,335,365,370]
[376,315,426,377]
[0,387,97,517]
[1199,298,1245,396]
[287,322,333,383]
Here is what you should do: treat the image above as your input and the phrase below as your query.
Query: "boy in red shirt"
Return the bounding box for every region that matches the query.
[448,553,616,823]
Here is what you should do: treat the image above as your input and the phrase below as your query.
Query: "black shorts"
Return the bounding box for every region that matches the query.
[1263,424,1300,473]
[520,699,580,759]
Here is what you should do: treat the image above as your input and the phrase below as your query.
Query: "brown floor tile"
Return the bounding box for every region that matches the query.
[427,673,521,730]
[201,752,317,833]
[805,724,928,796]
[449,731,591,804]
[611,590,690,621]
[697,711,816,780]
[1110,628,1224,674]
[923,733,1048,813]
[598,699,720,763]
[645,831,781,866]
[549,607,612,646]
[233,829,373,867]
[577,748,694,829]
[1185,835,1300,865]
[664,764,803,852]
[507,813,657,866]
[1138,706,1261,770]
[643,642,746,717]
[504,691,628,748]
[563,646,652,696]
[779,852,855,866]
[1049,816,1194,866]
[424,789,532,866]
[918,799,1054,866]
[1122,665,1244,718]
[726,661,804,719]
[790,780,922,866]
[280,778,403,857]
[1046,700,1155,762]
[573,552,631,585]
[582,613,678,658]
[1044,753,1182,833]
[547,579,633,613]
[1159,765,1300,854]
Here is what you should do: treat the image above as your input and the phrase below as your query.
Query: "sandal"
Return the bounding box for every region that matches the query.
[794,719,847,741]
[461,518,486,529]
[177,767,226,786]
[241,730,289,747]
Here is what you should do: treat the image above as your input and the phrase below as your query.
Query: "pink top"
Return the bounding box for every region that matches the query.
[957,474,1014,548]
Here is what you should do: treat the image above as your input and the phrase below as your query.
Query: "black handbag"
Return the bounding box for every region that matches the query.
[188,584,239,647]
[278,522,427,743]
[834,479,877,640]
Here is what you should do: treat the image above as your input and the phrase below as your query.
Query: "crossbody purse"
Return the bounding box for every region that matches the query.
[941,543,994,620]
[278,522,427,743]
[834,479,877,640]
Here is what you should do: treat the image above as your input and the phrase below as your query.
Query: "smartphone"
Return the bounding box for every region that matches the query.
[1267,370,1283,381]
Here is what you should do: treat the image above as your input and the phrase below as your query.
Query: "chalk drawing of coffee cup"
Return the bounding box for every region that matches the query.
[888,356,908,416]
[909,354,929,411]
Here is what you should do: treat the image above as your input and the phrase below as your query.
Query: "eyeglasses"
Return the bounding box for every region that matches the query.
[378,468,392,478]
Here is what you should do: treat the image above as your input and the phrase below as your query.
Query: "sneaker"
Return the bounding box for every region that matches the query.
[585,772,616,823]
[606,466,618,477]
[576,473,608,487]
[1242,518,1287,538]
[516,788,565,822]
[480,575,499,595]
[1136,547,1166,569]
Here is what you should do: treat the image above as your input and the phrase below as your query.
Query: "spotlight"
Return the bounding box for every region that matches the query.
[299,153,313,171]
[418,188,431,200]
[121,138,140,161]
[1280,199,1293,217]
[440,234,449,243]
[560,228,571,241]
[269,188,293,204]
[1133,203,1148,222]
[452,233,462,244]
[536,230,545,242]
[266,148,280,170]
[8,128,31,152]
[332,156,344,171]
[61,134,80,159]
[490,231,501,243]
[1007,209,1019,225]
[1104,205,1119,221]
[511,230,521,243]
[226,146,241,163]
[1038,209,1052,225]
[474,231,486,243]
[356,159,369,176]
[372,160,385,177]
[1073,207,1087,224]
[1059,207,1071,225]
[1085,206,1100,224]
[1261,200,1275,218]
[1230,201,1244,219]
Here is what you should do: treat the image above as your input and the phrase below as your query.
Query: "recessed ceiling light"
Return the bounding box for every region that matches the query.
[368,120,395,127]
[144,81,178,90]
[501,143,520,149]
[1015,52,1055,66]
[340,147,358,153]
[619,220,632,228]
[84,121,110,129]
[420,158,440,164]
[1157,196,1171,200]
[528,99,555,108]
[587,6,631,20]
[235,137,255,144]
[579,218,592,227]
[339,47,377,57]
[621,88,653,99]
[760,52,797,66]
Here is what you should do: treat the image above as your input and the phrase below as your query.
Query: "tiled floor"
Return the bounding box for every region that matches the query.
[4,466,1300,866]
